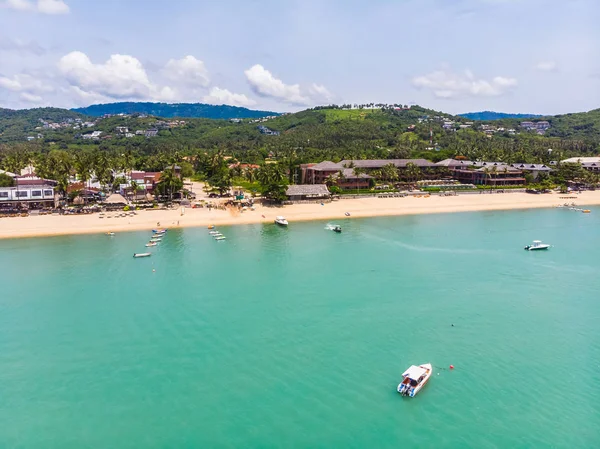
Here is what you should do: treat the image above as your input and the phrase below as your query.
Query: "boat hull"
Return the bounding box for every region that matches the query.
[133,253,152,258]
[397,363,432,398]
[524,245,550,251]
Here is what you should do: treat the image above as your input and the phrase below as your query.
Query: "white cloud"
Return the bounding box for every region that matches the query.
[203,87,256,107]
[412,68,517,98]
[20,92,43,102]
[2,0,69,14]
[37,0,69,14]
[244,64,333,106]
[58,51,174,101]
[0,36,45,55]
[244,64,310,105]
[308,83,334,103]
[163,55,210,87]
[535,61,557,72]
[0,73,53,93]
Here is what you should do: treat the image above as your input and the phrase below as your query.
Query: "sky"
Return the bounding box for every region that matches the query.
[0,0,598,114]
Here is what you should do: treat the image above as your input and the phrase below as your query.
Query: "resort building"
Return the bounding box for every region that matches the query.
[0,185,56,207]
[285,184,330,201]
[560,157,600,172]
[510,163,553,179]
[451,164,525,186]
[300,159,436,186]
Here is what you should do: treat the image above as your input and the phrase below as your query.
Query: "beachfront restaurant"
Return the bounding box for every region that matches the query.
[285,184,330,202]
[0,185,56,210]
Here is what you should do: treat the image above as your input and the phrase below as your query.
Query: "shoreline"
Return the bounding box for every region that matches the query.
[0,191,599,240]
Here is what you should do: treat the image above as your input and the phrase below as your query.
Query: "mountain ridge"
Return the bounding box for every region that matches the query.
[459,111,544,121]
[71,102,279,119]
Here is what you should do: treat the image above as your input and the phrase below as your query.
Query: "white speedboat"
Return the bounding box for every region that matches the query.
[524,240,550,251]
[153,229,167,233]
[275,216,288,226]
[133,252,152,258]
[397,363,432,397]
[145,242,158,247]
[209,231,220,235]
[215,236,226,241]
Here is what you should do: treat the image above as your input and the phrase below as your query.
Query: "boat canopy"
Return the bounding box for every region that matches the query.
[402,365,427,381]
[533,240,542,243]
[276,216,285,220]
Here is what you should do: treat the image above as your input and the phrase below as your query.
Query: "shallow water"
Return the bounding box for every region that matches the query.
[1,208,599,447]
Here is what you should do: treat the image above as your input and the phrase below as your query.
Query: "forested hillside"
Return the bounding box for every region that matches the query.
[72,102,279,119]
[0,105,598,173]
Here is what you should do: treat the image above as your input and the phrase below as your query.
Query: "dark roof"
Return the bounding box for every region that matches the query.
[511,163,553,171]
[336,168,373,179]
[435,159,473,167]
[286,184,330,196]
[310,161,342,171]
[340,159,435,168]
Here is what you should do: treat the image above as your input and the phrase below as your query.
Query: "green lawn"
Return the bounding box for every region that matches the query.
[323,109,378,122]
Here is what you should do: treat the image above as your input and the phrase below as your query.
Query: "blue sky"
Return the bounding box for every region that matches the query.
[0,0,598,114]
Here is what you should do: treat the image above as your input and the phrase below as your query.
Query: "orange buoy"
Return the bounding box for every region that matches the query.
[449,365,454,370]
[582,210,591,213]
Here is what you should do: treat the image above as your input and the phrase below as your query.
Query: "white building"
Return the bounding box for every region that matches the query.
[0,185,55,202]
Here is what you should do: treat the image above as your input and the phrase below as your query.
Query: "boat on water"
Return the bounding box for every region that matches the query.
[153,229,167,233]
[524,240,551,251]
[209,231,220,235]
[275,216,289,226]
[145,242,158,247]
[333,225,342,233]
[397,363,432,397]
[207,225,215,229]
[133,252,152,258]
[105,232,115,236]
[215,236,226,241]
[150,236,162,241]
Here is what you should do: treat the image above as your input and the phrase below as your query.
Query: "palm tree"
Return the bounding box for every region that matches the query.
[502,166,509,187]
[324,173,337,187]
[129,180,139,202]
[352,166,365,193]
[490,166,498,190]
[405,162,421,187]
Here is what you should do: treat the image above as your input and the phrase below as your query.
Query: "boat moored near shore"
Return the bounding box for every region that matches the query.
[397,363,432,397]
[275,216,289,226]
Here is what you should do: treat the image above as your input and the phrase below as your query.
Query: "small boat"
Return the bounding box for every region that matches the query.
[275,216,288,226]
[397,363,432,397]
[207,225,215,229]
[105,232,115,236]
[150,236,162,241]
[524,240,551,251]
[153,229,167,233]
[215,236,226,241]
[145,242,158,247]
[209,231,220,235]
[133,252,152,258]
[582,209,591,213]
[333,225,342,233]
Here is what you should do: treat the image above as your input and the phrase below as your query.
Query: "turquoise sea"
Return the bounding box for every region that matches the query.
[1,208,599,448]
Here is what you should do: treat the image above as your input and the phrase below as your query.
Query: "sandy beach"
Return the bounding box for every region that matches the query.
[1,191,599,240]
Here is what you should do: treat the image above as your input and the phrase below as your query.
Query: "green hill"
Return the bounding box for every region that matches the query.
[72,102,279,119]
[0,107,87,141]
[1,105,598,167]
